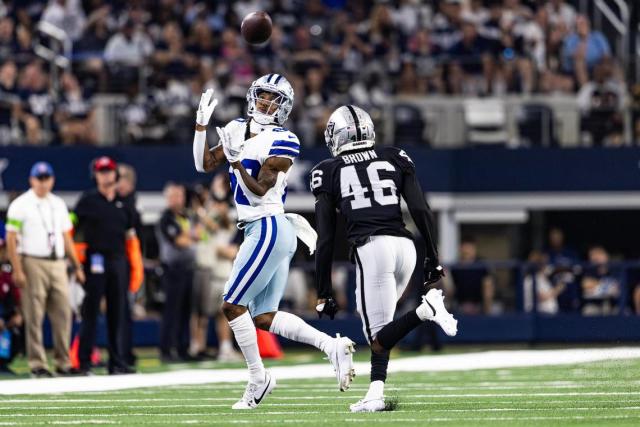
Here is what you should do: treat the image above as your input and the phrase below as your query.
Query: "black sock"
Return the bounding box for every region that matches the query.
[375,310,422,351]
[370,349,390,382]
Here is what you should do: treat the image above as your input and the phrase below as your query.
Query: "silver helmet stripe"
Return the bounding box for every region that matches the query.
[346,105,362,141]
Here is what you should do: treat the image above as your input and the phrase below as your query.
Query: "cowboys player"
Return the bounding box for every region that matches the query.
[311,105,458,412]
[192,74,355,410]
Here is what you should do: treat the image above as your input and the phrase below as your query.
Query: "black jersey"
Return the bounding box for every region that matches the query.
[311,146,439,298]
[310,146,415,247]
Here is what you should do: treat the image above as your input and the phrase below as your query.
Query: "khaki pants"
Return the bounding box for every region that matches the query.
[21,257,71,371]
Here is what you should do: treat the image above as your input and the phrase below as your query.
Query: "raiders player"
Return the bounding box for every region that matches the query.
[311,105,458,413]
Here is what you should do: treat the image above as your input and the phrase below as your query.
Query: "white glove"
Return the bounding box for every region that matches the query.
[196,88,218,126]
[217,126,244,163]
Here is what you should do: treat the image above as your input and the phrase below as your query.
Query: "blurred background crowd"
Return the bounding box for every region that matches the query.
[0,0,636,147]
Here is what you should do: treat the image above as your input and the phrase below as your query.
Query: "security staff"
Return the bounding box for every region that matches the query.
[156,182,197,362]
[74,156,137,375]
[5,162,85,377]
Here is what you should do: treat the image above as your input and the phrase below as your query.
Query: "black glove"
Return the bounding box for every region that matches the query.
[424,259,445,286]
[316,297,339,320]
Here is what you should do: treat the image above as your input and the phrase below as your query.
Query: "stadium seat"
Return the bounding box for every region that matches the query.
[463,99,509,145]
[517,104,557,147]
[393,104,426,145]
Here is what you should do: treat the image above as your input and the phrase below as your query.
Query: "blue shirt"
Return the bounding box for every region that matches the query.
[562,32,611,72]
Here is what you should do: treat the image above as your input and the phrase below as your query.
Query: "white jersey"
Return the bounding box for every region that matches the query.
[224,118,299,223]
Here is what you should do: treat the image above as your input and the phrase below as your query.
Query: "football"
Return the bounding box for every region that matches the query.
[241,11,272,45]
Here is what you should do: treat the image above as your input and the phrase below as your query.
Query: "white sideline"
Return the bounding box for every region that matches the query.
[1,347,639,395]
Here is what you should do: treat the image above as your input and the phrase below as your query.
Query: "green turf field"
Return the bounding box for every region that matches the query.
[1,357,639,426]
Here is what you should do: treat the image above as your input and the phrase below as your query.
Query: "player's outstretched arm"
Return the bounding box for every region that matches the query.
[314,193,336,296]
[230,156,291,197]
[193,89,226,172]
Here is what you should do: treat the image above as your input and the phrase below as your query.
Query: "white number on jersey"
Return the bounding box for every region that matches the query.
[310,169,323,191]
[340,161,398,210]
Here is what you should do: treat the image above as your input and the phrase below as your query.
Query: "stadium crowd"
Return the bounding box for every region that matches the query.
[0,0,632,147]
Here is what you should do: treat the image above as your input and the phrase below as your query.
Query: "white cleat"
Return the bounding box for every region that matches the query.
[417,289,458,336]
[327,333,356,391]
[231,371,276,410]
[350,397,386,412]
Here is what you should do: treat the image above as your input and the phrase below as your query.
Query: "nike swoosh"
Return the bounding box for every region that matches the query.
[254,376,271,405]
[426,299,437,317]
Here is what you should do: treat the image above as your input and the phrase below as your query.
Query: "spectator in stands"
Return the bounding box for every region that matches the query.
[153,21,197,80]
[40,0,86,42]
[157,182,197,362]
[55,72,97,145]
[0,17,16,62]
[431,0,463,52]
[73,4,111,93]
[0,237,23,375]
[634,282,640,315]
[545,0,577,30]
[577,58,625,146]
[104,19,153,91]
[581,246,620,315]
[0,60,19,144]
[523,250,564,315]
[543,227,580,311]
[544,227,578,267]
[16,62,54,145]
[447,19,494,95]
[449,237,495,315]
[409,29,444,94]
[561,15,611,88]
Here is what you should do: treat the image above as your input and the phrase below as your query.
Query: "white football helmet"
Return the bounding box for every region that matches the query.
[324,105,375,157]
[246,73,294,125]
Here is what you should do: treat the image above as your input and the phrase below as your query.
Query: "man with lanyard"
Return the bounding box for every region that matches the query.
[74,156,140,375]
[5,161,85,377]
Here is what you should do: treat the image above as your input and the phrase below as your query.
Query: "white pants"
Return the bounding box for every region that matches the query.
[353,235,417,344]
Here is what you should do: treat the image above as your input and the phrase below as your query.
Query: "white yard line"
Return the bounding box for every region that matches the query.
[3,406,640,417]
[0,347,639,395]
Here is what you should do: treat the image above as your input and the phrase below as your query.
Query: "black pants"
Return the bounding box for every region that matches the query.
[160,264,193,358]
[119,292,136,367]
[79,254,129,372]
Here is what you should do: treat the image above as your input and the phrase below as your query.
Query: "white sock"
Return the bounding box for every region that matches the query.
[228,312,264,383]
[219,339,234,354]
[366,380,385,400]
[269,311,333,354]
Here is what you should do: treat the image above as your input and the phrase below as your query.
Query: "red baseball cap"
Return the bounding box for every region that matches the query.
[93,156,117,172]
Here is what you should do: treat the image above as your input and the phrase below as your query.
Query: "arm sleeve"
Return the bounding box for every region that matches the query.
[388,148,440,265]
[5,200,24,232]
[314,192,337,299]
[403,171,439,264]
[193,129,207,172]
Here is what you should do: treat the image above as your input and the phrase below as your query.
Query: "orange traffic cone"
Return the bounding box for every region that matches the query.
[70,335,102,369]
[256,328,284,359]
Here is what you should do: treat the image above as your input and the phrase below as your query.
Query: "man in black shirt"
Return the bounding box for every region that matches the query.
[155,182,197,362]
[75,156,137,375]
[311,105,458,412]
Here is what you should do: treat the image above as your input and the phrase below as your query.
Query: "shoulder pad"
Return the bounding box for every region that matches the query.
[382,147,415,173]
